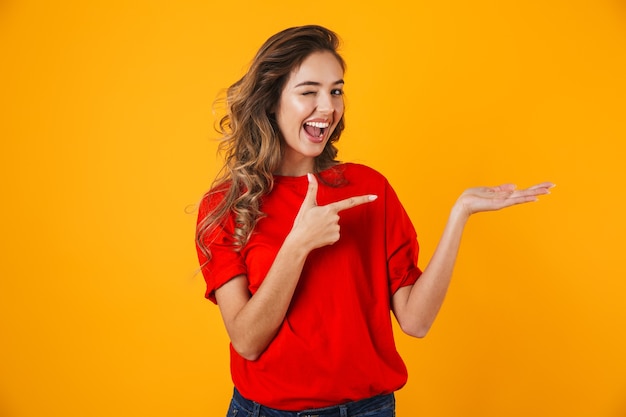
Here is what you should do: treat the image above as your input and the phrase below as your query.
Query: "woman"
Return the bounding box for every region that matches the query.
[196,25,553,416]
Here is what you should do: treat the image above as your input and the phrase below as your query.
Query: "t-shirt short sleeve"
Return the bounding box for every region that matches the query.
[384,179,422,294]
[196,191,247,304]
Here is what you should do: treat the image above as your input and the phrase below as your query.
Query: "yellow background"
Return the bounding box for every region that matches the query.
[1,0,625,416]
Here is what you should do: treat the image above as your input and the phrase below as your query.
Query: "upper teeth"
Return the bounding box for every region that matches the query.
[305,121,329,128]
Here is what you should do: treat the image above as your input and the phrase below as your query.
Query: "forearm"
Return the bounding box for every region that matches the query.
[394,181,553,337]
[220,233,310,360]
[394,204,469,337]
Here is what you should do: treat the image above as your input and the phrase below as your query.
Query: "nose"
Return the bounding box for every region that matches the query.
[316,92,335,115]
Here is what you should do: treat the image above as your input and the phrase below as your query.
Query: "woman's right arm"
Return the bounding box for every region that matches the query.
[215,174,377,361]
[215,237,309,361]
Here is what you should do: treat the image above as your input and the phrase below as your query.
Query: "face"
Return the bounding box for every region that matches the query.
[274,50,345,176]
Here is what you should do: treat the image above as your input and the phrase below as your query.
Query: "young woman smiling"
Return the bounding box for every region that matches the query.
[196,25,553,417]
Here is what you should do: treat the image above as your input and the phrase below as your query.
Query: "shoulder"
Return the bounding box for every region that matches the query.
[198,181,233,219]
[340,163,389,187]
[342,162,384,177]
[339,164,408,209]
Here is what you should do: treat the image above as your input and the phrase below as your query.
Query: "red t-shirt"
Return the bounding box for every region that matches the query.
[197,163,421,410]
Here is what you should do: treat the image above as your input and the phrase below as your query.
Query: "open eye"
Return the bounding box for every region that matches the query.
[331,89,344,96]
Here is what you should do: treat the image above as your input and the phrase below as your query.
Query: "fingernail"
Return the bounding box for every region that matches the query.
[368,195,378,201]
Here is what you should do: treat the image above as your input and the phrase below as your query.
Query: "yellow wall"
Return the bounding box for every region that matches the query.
[1,1,625,416]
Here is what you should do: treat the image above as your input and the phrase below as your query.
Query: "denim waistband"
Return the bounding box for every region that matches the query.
[231,387,395,417]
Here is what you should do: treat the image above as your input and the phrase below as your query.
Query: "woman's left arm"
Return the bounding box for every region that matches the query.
[391,182,554,338]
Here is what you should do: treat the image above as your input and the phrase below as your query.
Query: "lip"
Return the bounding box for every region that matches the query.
[305,117,331,124]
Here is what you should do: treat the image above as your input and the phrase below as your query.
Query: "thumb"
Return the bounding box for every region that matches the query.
[301,173,318,208]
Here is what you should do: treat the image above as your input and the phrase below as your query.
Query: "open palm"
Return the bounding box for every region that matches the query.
[457,182,554,216]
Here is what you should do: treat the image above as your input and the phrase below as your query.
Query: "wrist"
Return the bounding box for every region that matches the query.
[282,231,312,260]
[450,200,471,225]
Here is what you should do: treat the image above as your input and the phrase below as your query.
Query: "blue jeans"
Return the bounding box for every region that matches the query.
[226,388,395,417]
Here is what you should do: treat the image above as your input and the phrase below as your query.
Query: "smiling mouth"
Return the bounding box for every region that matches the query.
[304,121,329,138]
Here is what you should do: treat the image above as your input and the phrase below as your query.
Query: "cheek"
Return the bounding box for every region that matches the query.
[334,102,345,125]
[334,98,345,117]
[278,98,309,127]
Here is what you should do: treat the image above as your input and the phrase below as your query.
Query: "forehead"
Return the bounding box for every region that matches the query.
[286,51,344,85]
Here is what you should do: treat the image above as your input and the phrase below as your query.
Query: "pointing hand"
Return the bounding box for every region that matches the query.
[290,173,378,251]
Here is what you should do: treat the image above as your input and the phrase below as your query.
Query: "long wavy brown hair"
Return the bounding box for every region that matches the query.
[196,25,347,261]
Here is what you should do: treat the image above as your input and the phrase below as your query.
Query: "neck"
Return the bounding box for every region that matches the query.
[275,157,315,177]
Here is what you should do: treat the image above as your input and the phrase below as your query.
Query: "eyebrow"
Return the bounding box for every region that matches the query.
[294,80,345,88]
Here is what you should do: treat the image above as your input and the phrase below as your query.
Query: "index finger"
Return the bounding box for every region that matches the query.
[327,194,378,213]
